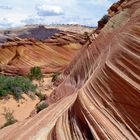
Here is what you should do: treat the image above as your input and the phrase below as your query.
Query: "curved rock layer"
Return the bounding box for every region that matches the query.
[0,0,140,140]
[0,24,94,44]
[0,31,86,75]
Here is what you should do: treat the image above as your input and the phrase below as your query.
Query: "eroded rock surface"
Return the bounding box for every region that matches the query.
[0,0,139,140]
[0,31,86,75]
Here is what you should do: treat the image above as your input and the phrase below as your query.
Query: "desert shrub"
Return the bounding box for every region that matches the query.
[51,72,60,82]
[1,108,17,128]
[35,92,46,101]
[36,101,48,113]
[28,66,42,80]
[0,75,36,99]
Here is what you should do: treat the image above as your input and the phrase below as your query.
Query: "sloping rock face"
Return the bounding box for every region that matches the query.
[0,31,86,75]
[0,0,140,140]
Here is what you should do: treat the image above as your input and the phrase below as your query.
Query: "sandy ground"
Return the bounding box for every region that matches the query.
[0,94,39,127]
[0,77,54,128]
[33,77,54,97]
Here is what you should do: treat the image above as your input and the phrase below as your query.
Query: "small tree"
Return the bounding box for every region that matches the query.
[28,66,42,80]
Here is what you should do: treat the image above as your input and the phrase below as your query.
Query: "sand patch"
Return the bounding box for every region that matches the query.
[0,94,39,128]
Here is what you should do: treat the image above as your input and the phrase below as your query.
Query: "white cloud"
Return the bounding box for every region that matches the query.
[36,5,64,16]
[0,0,117,28]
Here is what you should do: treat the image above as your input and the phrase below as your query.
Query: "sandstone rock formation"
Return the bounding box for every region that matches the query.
[0,24,94,43]
[0,0,139,140]
[96,0,127,34]
[0,26,62,43]
[0,31,86,75]
[18,25,61,40]
[47,24,94,34]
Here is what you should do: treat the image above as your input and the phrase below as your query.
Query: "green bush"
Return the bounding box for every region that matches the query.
[35,92,46,101]
[1,108,17,129]
[36,101,48,113]
[0,75,36,99]
[28,66,42,80]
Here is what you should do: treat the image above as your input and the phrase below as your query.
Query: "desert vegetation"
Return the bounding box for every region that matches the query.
[51,72,60,82]
[28,66,42,80]
[0,75,36,100]
[35,92,46,101]
[1,108,17,128]
[36,101,48,113]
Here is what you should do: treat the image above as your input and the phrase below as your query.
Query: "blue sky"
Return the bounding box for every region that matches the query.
[0,0,117,28]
